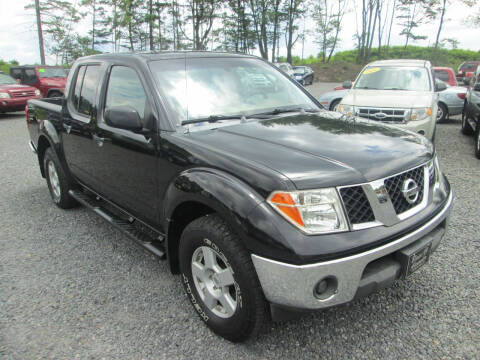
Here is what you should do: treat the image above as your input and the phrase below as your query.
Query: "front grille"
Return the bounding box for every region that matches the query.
[384,166,424,214]
[340,186,375,224]
[356,107,407,123]
[11,90,36,98]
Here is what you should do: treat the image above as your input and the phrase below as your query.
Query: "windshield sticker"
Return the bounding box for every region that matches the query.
[363,67,380,75]
[38,68,45,73]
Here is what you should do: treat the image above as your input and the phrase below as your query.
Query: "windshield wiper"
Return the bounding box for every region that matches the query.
[355,86,379,90]
[182,114,247,126]
[251,107,319,117]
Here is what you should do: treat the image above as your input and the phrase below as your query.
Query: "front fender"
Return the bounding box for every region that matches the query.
[163,168,265,248]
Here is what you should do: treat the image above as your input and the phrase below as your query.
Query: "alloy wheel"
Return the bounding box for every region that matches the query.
[47,161,61,200]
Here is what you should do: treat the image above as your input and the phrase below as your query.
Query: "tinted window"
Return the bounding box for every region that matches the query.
[434,70,449,82]
[10,69,21,79]
[105,66,147,125]
[78,65,101,116]
[72,66,87,112]
[24,69,37,84]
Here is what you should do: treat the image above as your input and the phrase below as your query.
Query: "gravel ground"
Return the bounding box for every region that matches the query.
[1,105,479,359]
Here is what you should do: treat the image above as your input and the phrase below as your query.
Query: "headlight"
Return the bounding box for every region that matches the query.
[267,188,348,234]
[0,92,10,99]
[35,89,41,96]
[337,104,355,116]
[409,107,432,121]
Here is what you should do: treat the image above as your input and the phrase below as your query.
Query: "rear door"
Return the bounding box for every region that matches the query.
[62,63,104,189]
[92,65,158,223]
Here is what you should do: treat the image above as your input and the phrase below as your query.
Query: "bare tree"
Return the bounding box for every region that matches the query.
[283,0,306,64]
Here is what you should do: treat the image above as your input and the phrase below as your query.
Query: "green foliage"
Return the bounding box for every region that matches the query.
[0,60,19,74]
[281,46,480,69]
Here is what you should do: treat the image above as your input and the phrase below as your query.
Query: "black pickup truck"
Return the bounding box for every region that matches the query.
[26,52,453,342]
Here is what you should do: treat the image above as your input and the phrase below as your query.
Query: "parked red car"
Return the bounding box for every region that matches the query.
[456,61,480,85]
[433,67,458,87]
[0,73,41,113]
[9,65,67,98]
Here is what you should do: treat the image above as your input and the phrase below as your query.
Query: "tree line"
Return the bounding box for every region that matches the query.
[27,0,480,66]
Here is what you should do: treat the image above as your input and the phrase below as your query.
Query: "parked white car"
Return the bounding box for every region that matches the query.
[337,60,440,140]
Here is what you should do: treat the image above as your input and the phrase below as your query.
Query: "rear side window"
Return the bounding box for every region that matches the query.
[72,66,87,111]
[24,69,37,84]
[10,69,21,79]
[104,66,147,125]
[434,70,449,82]
[74,65,101,116]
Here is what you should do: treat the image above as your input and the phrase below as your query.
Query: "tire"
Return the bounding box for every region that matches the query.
[475,123,480,159]
[43,147,78,209]
[179,214,268,342]
[461,106,474,135]
[48,91,62,98]
[330,99,341,112]
[437,102,448,123]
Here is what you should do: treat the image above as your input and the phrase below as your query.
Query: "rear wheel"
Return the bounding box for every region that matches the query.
[179,214,268,342]
[475,123,480,159]
[437,103,448,123]
[43,147,78,209]
[461,106,474,135]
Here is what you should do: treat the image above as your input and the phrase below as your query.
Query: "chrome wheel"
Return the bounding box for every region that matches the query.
[437,106,443,122]
[191,245,237,318]
[47,161,61,200]
[476,130,480,152]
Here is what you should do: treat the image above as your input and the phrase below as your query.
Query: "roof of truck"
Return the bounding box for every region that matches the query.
[83,51,258,62]
[366,59,431,68]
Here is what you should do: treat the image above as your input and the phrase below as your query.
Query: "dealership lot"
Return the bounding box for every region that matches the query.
[0,95,479,359]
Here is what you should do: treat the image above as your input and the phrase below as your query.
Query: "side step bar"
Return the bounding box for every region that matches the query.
[69,190,166,259]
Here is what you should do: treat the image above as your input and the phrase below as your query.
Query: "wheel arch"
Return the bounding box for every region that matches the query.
[163,168,264,274]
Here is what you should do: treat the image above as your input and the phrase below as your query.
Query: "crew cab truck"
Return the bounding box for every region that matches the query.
[26,52,453,342]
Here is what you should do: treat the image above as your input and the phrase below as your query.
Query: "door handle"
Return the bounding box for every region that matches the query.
[92,134,105,147]
[63,123,72,133]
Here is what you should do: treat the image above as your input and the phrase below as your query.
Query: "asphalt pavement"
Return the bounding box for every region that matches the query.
[1,92,479,359]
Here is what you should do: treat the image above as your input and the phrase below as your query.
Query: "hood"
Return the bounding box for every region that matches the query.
[185,112,433,190]
[341,89,433,108]
[0,83,37,92]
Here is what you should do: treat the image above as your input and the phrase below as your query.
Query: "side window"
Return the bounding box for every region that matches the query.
[72,66,86,112]
[78,65,101,116]
[104,66,147,125]
[10,69,21,80]
[24,69,37,84]
[435,70,449,82]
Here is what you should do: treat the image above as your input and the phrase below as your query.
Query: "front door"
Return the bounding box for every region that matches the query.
[92,65,158,224]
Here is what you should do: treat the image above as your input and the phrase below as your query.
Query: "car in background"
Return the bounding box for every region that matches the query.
[0,72,41,113]
[461,79,480,159]
[10,65,67,98]
[336,59,441,140]
[292,66,314,85]
[319,78,464,124]
[273,62,295,77]
[456,61,480,85]
[433,67,458,87]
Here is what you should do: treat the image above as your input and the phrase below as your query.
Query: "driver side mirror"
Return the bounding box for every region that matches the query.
[342,80,352,89]
[104,106,143,132]
[435,82,447,92]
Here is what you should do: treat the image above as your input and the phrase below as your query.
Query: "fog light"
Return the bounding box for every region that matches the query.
[313,276,338,300]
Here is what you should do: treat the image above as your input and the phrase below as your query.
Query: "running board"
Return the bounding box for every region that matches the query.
[69,190,166,259]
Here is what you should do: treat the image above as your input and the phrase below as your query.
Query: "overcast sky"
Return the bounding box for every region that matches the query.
[1,0,479,65]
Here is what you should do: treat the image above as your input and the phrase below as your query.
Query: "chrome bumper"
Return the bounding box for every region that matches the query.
[252,191,453,310]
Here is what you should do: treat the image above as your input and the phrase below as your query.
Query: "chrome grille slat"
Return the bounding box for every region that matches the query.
[356,107,408,123]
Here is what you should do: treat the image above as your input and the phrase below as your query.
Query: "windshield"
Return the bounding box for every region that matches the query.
[149,57,318,124]
[294,67,305,74]
[354,66,431,91]
[0,74,17,85]
[459,63,478,71]
[37,67,67,78]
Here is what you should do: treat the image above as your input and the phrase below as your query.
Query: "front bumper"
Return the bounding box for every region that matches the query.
[0,96,41,112]
[252,190,453,310]
[400,116,436,140]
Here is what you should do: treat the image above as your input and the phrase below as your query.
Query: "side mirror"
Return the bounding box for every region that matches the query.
[104,106,142,132]
[342,80,352,89]
[435,82,447,92]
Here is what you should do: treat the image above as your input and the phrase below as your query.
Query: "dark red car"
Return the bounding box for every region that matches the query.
[0,72,41,113]
[10,65,67,98]
[433,67,458,87]
[456,61,480,85]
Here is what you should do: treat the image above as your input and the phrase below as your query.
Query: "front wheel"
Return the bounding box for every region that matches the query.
[179,214,268,342]
[330,99,341,112]
[437,103,448,123]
